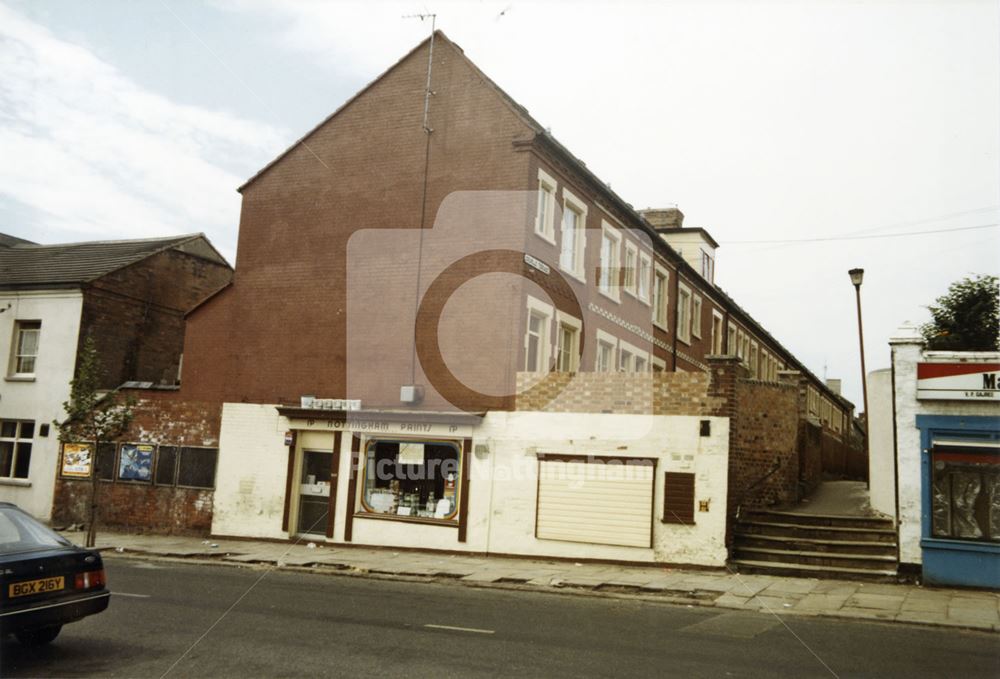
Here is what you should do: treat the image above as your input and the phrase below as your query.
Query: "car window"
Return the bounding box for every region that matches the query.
[0,507,71,554]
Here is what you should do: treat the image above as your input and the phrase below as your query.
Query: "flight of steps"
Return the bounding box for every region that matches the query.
[732,510,898,581]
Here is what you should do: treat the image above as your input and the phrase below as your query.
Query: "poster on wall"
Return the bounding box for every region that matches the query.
[118,443,155,482]
[61,443,93,477]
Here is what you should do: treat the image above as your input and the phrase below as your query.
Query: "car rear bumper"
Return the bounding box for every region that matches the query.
[0,590,110,633]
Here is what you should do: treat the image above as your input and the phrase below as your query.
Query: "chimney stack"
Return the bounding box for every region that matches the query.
[826,378,842,395]
[641,207,685,230]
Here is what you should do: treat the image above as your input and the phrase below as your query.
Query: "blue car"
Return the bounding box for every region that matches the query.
[0,503,110,645]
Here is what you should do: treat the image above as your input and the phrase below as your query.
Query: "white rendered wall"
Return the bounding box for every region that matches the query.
[211,406,731,567]
[0,290,84,520]
[891,326,1000,565]
[867,368,896,518]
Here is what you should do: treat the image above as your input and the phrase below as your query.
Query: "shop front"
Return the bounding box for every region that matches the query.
[210,403,731,567]
[917,414,1000,588]
[274,408,478,550]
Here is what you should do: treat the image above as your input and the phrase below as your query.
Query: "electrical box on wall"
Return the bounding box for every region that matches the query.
[400,385,424,404]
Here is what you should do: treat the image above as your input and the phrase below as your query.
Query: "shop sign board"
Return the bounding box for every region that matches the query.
[917,362,1000,400]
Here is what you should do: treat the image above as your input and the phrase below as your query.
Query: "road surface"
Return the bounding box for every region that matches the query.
[2,559,997,677]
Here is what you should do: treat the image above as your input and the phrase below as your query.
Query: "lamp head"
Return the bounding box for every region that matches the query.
[848,268,864,287]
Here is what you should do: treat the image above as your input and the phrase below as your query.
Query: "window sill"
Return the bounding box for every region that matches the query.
[355,512,459,527]
[4,375,36,383]
[533,229,557,246]
[652,319,668,333]
[677,335,692,346]
[597,287,620,304]
[0,478,31,487]
[636,295,651,307]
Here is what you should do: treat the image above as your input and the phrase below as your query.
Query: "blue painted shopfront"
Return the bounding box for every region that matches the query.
[916,415,1000,588]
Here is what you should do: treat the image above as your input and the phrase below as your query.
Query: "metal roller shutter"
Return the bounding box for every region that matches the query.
[536,456,654,548]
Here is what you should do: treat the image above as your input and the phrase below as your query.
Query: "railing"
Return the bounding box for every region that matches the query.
[734,457,783,521]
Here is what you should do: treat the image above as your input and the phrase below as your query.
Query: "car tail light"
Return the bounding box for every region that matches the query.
[75,569,106,590]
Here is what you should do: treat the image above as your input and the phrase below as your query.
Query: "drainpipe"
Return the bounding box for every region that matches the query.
[671,264,680,371]
[890,347,901,565]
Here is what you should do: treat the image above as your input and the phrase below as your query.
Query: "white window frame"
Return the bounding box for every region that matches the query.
[727,325,737,357]
[534,168,558,245]
[636,252,652,304]
[749,341,759,377]
[618,339,649,373]
[652,356,667,373]
[524,295,554,373]
[711,310,725,354]
[595,329,618,373]
[559,188,588,283]
[676,282,692,344]
[691,294,703,339]
[9,320,41,377]
[650,264,669,331]
[598,221,622,302]
[554,310,582,373]
[622,240,638,297]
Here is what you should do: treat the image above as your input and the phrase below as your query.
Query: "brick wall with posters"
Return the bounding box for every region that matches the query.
[51,391,222,535]
[80,247,232,389]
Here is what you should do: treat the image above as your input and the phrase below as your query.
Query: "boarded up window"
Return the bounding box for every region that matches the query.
[663,472,695,525]
[177,447,218,489]
[155,446,179,485]
[95,442,117,481]
[535,456,654,548]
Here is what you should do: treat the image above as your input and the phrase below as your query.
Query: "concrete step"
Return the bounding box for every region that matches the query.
[731,559,898,582]
[733,546,897,571]
[741,510,894,530]
[734,533,898,557]
[736,520,898,543]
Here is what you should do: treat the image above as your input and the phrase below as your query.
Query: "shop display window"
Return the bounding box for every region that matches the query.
[931,442,1000,542]
[360,439,461,522]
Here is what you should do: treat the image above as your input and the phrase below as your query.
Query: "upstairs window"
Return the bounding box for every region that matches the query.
[711,313,724,354]
[692,295,703,339]
[598,223,621,300]
[10,321,40,376]
[652,266,669,330]
[637,253,652,303]
[701,250,714,282]
[727,326,737,356]
[534,169,557,243]
[677,284,692,343]
[623,242,638,296]
[0,420,33,479]
[559,190,588,282]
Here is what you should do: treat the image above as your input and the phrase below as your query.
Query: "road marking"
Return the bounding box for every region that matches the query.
[113,592,151,598]
[423,624,495,635]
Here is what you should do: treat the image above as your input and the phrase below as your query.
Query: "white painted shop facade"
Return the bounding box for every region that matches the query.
[868,323,999,588]
[211,403,730,567]
[0,289,84,519]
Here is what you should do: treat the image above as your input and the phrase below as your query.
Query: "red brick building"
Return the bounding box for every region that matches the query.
[50,33,861,559]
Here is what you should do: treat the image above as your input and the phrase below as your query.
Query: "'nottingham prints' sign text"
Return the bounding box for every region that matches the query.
[916,362,1000,400]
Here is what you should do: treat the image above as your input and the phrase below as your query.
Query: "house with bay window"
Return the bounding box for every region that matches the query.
[0,233,232,521]
[50,32,859,568]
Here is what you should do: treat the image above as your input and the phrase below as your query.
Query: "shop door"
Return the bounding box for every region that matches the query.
[298,450,333,535]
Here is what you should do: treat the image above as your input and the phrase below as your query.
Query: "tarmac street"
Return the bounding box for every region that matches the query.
[2,560,998,678]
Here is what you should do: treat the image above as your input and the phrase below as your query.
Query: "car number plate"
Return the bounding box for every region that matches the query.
[9,576,65,598]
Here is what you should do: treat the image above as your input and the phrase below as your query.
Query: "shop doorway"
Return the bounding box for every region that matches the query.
[298,450,333,535]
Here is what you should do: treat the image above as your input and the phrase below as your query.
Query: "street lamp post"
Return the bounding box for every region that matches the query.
[848,268,870,488]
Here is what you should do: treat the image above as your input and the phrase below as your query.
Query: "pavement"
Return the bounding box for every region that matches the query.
[792,480,880,517]
[63,529,1000,634]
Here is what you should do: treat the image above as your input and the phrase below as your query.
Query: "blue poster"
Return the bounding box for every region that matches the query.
[119,443,154,481]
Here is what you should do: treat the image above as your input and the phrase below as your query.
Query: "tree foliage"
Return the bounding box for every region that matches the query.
[55,336,134,547]
[921,274,999,351]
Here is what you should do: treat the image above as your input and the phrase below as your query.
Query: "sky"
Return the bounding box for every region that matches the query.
[1,0,997,408]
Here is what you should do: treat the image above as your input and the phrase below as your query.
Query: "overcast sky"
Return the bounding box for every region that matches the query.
[1,0,997,408]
